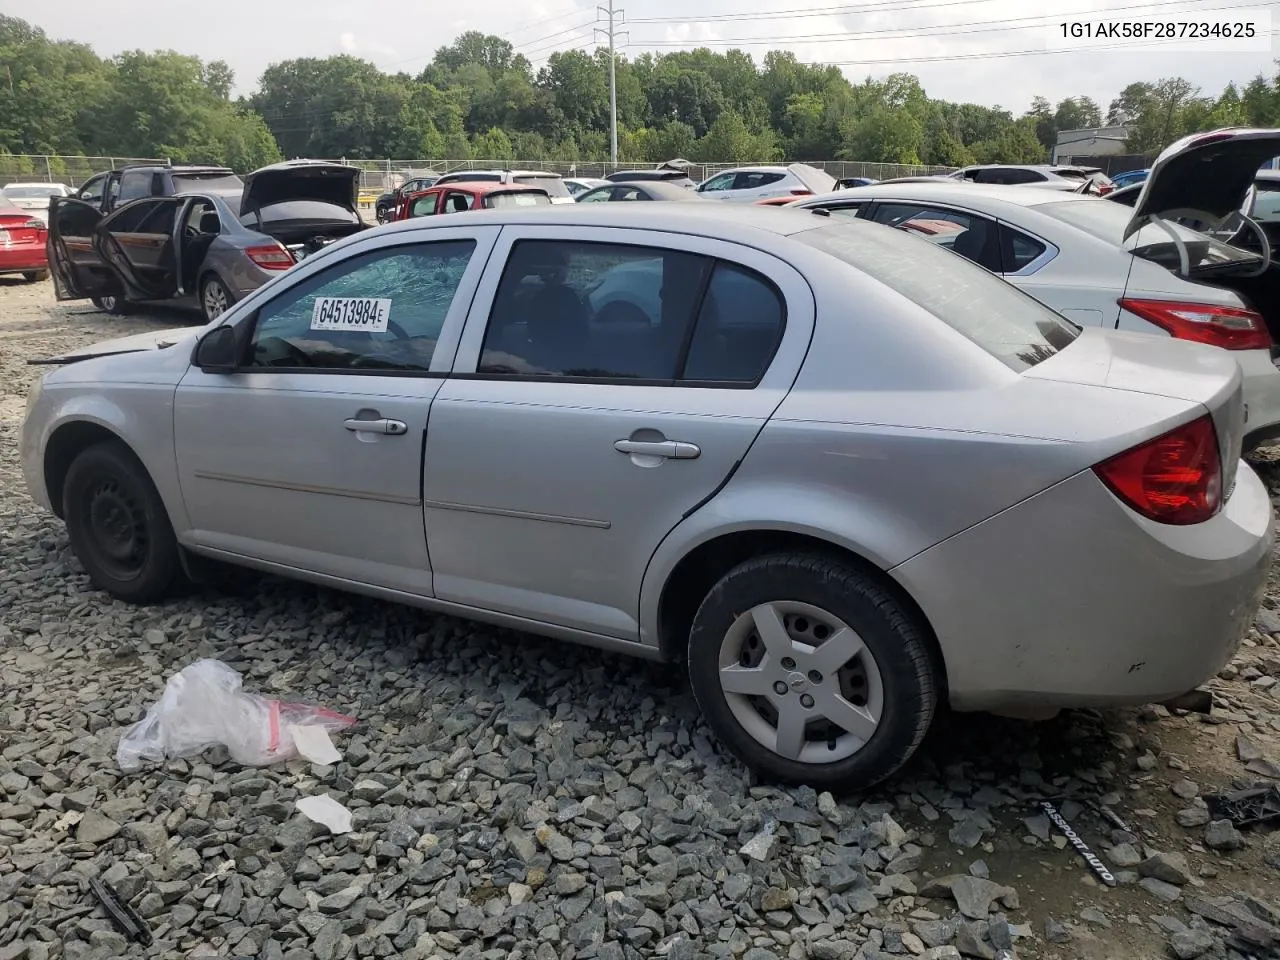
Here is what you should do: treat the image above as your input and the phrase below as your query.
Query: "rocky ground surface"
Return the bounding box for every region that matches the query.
[1,277,1280,960]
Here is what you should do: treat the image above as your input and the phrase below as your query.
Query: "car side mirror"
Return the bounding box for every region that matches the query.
[192,324,240,373]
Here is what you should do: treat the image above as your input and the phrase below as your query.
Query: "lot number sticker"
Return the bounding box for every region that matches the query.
[310,297,392,332]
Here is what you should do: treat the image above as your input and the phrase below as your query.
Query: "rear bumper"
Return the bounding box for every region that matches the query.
[1238,348,1280,448]
[893,465,1273,713]
[0,244,47,274]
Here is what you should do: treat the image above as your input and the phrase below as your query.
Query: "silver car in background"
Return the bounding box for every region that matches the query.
[47,160,368,322]
[1,181,73,225]
[788,129,1280,449]
[20,204,1272,788]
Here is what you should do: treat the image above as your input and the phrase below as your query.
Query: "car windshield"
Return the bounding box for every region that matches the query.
[3,185,62,199]
[796,222,1079,372]
[243,201,359,224]
[173,173,243,194]
[485,192,551,209]
[1036,199,1261,272]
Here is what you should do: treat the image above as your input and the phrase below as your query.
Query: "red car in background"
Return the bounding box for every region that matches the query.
[395,181,552,221]
[0,193,50,282]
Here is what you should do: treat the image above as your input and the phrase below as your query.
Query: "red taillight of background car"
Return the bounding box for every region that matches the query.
[245,243,294,271]
[1119,298,1273,351]
[1093,414,1222,525]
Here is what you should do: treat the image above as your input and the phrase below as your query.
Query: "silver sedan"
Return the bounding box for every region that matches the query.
[20,203,1273,787]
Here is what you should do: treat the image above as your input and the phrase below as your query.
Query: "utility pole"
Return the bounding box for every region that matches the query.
[595,0,627,165]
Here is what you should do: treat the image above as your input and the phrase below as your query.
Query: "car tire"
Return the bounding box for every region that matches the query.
[62,440,183,603]
[22,269,50,282]
[687,552,937,789]
[376,205,392,224]
[91,295,130,315]
[201,275,234,322]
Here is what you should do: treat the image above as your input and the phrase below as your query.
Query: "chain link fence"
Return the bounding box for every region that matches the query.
[1,154,957,199]
[0,155,170,188]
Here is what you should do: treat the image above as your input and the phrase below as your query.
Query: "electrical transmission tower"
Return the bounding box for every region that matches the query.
[595,0,628,164]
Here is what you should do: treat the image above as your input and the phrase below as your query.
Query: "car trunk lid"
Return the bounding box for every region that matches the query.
[787,163,837,195]
[241,162,361,218]
[0,211,47,244]
[1125,128,1280,241]
[1023,326,1245,497]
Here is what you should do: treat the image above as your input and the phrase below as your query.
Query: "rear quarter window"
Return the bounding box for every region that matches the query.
[797,221,1079,371]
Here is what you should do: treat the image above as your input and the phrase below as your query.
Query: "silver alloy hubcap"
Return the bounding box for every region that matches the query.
[99,296,116,311]
[204,282,227,318]
[717,601,884,764]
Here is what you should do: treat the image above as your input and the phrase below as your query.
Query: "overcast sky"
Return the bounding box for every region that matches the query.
[11,0,1279,115]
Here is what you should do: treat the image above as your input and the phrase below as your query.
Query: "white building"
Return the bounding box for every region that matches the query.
[1052,126,1132,164]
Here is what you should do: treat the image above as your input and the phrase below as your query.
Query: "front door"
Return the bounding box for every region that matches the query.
[46,197,122,301]
[423,226,814,640]
[96,198,186,300]
[173,227,498,594]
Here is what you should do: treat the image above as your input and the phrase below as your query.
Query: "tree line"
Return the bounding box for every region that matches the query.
[3,14,1279,173]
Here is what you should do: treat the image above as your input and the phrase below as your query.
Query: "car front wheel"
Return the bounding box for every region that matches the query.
[91,295,130,315]
[62,441,182,603]
[688,552,937,789]
[201,276,234,322]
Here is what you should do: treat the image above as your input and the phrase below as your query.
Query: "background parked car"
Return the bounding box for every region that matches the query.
[1,182,72,224]
[375,173,439,224]
[575,180,705,203]
[48,160,367,321]
[397,181,551,219]
[0,194,49,282]
[944,164,1114,193]
[22,202,1272,788]
[432,169,575,204]
[695,163,837,202]
[787,128,1280,449]
[1110,168,1150,189]
[605,168,698,190]
[73,164,245,215]
[836,177,878,189]
[564,177,610,197]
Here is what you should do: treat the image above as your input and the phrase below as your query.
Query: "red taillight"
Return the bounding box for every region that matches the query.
[788,189,812,196]
[245,243,294,270]
[1093,414,1222,525]
[1120,298,1272,351]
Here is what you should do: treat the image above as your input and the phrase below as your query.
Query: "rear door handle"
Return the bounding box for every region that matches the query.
[344,418,408,435]
[614,439,700,459]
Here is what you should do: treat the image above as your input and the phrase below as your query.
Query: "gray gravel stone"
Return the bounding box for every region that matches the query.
[1169,929,1216,960]
[1138,851,1192,886]
[1204,820,1245,851]
[75,810,121,844]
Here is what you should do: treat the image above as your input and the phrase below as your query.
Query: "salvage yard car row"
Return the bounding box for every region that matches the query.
[17,126,1280,789]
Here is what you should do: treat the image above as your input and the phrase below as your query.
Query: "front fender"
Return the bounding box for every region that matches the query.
[28,382,188,535]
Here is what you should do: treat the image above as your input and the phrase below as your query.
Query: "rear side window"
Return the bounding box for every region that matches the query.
[117,171,154,203]
[486,192,550,209]
[172,173,243,194]
[682,263,786,382]
[734,172,785,190]
[869,203,1003,273]
[797,222,1079,371]
[1002,226,1048,272]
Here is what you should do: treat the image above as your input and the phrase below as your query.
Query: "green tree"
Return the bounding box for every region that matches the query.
[839,107,923,165]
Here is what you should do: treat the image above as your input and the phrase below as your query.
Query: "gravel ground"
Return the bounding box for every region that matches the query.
[3,277,1280,960]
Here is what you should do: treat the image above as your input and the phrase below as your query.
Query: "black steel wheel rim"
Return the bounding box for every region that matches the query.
[83,476,149,579]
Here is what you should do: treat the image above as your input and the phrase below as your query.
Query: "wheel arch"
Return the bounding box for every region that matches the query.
[42,419,131,519]
[651,528,950,702]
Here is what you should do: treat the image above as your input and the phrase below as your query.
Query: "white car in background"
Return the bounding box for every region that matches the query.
[788,129,1280,449]
[696,163,836,202]
[563,177,610,197]
[431,169,576,204]
[2,181,73,224]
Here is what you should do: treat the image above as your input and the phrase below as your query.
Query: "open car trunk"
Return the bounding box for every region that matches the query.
[240,161,367,259]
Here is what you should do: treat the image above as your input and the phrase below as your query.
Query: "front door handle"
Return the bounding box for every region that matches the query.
[614,439,700,459]
[344,417,408,436]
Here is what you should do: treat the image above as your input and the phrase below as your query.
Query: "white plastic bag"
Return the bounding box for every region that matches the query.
[117,659,356,772]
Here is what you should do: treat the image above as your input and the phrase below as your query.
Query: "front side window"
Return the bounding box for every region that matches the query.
[614,186,646,201]
[797,221,1079,372]
[107,200,174,235]
[248,241,476,372]
[479,240,711,380]
[700,173,736,192]
[77,175,107,205]
[578,187,612,203]
[409,194,439,218]
[869,203,1003,272]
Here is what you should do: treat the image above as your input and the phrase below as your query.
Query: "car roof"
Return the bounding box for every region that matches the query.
[373,199,825,238]
[424,181,547,195]
[808,181,1085,210]
[711,165,790,174]
[440,169,561,178]
[120,164,235,173]
[3,181,68,188]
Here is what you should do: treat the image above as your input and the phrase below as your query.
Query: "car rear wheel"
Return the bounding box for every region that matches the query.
[91,295,130,315]
[22,270,49,282]
[688,552,937,789]
[62,441,183,603]
[201,276,234,322]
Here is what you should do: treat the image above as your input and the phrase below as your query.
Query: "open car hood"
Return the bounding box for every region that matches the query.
[241,161,361,217]
[28,327,192,366]
[787,163,837,195]
[1124,128,1280,241]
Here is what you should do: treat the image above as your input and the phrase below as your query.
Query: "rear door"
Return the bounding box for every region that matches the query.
[421,225,814,640]
[46,197,122,301]
[97,198,183,300]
